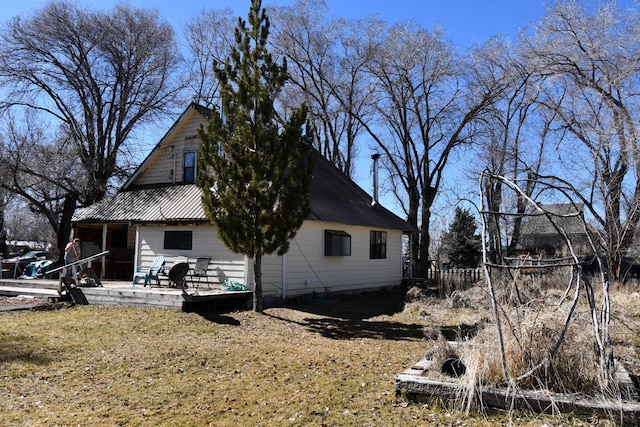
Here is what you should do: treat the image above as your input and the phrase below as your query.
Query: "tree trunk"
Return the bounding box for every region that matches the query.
[56,192,78,262]
[407,186,420,278]
[253,250,263,313]
[417,185,437,277]
[0,201,7,258]
[419,207,430,278]
[484,176,503,264]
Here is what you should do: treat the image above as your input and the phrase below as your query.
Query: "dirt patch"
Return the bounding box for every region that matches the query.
[0,295,67,311]
[0,295,47,306]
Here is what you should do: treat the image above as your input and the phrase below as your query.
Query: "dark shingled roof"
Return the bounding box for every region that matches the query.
[74,149,416,232]
[520,203,585,236]
[307,150,415,231]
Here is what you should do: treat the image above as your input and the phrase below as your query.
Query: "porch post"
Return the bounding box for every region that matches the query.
[101,224,107,279]
[133,225,140,276]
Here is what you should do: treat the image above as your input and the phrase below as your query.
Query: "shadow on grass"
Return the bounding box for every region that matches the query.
[283,287,408,320]
[197,311,241,325]
[301,317,424,341]
[0,332,56,365]
[268,287,425,341]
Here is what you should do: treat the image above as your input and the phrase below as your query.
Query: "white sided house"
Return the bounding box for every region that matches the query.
[72,103,416,302]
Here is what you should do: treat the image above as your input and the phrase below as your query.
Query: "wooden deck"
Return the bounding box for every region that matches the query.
[0,278,252,311]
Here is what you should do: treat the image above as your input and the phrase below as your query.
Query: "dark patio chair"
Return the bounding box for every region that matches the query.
[167,262,190,289]
[190,257,210,289]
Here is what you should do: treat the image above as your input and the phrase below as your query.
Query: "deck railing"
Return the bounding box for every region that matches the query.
[47,250,110,294]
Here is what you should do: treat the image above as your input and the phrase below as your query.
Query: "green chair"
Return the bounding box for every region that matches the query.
[133,256,165,287]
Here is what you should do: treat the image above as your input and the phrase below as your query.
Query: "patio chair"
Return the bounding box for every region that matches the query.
[167,262,190,289]
[18,260,53,279]
[190,257,210,289]
[132,255,165,287]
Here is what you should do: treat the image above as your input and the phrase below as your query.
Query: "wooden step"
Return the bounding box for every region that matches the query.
[0,285,60,298]
[0,279,60,290]
[79,287,184,308]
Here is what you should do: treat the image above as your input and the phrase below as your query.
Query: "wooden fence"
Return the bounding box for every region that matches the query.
[418,268,483,298]
[424,268,482,283]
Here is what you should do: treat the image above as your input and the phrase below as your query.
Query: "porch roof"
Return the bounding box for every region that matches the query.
[73,150,416,232]
[72,184,206,224]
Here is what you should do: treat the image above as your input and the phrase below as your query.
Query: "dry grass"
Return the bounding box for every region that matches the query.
[0,288,623,426]
[413,272,640,421]
[471,309,602,393]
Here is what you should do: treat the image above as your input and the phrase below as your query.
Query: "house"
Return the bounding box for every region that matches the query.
[515,203,591,259]
[72,103,416,302]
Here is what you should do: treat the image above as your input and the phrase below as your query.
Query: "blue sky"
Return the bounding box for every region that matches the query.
[1,0,632,217]
[2,0,548,49]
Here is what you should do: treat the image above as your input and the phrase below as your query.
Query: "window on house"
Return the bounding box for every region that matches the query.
[370,230,387,259]
[164,231,193,250]
[184,151,196,183]
[324,230,351,256]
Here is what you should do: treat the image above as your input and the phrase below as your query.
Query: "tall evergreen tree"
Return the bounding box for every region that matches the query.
[197,0,312,312]
[442,207,482,268]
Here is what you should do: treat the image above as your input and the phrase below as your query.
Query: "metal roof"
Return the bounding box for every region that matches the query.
[73,184,206,224]
[73,150,416,232]
[74,99,414,232]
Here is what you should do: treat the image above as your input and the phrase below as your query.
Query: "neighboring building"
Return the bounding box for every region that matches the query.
[72,103,416,301]
[4,240,52,255]
[516,203,591,258]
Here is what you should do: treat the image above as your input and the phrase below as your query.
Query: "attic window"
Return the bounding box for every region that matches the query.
[184,151,196,183]
[324,230,351,256]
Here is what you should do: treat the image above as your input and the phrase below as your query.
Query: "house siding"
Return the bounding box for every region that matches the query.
[135,115,204,187]
[73,103,415,302]
[136,224,245,285]
[261,220,403,298]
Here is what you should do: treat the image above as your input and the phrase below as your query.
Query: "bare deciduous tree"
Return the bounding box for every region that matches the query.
[361,21,502,276]
[0,1,185,254]
[269,0,374,177]
[469,37,549,264]
[0,111,84,255]
[522,0,640,281]
[184,7,236,108]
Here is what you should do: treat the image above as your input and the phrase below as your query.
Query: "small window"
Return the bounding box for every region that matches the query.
[370,230,387,259]
[184,151,196,183]
[164,231,192,250]
[324,230,351,256]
